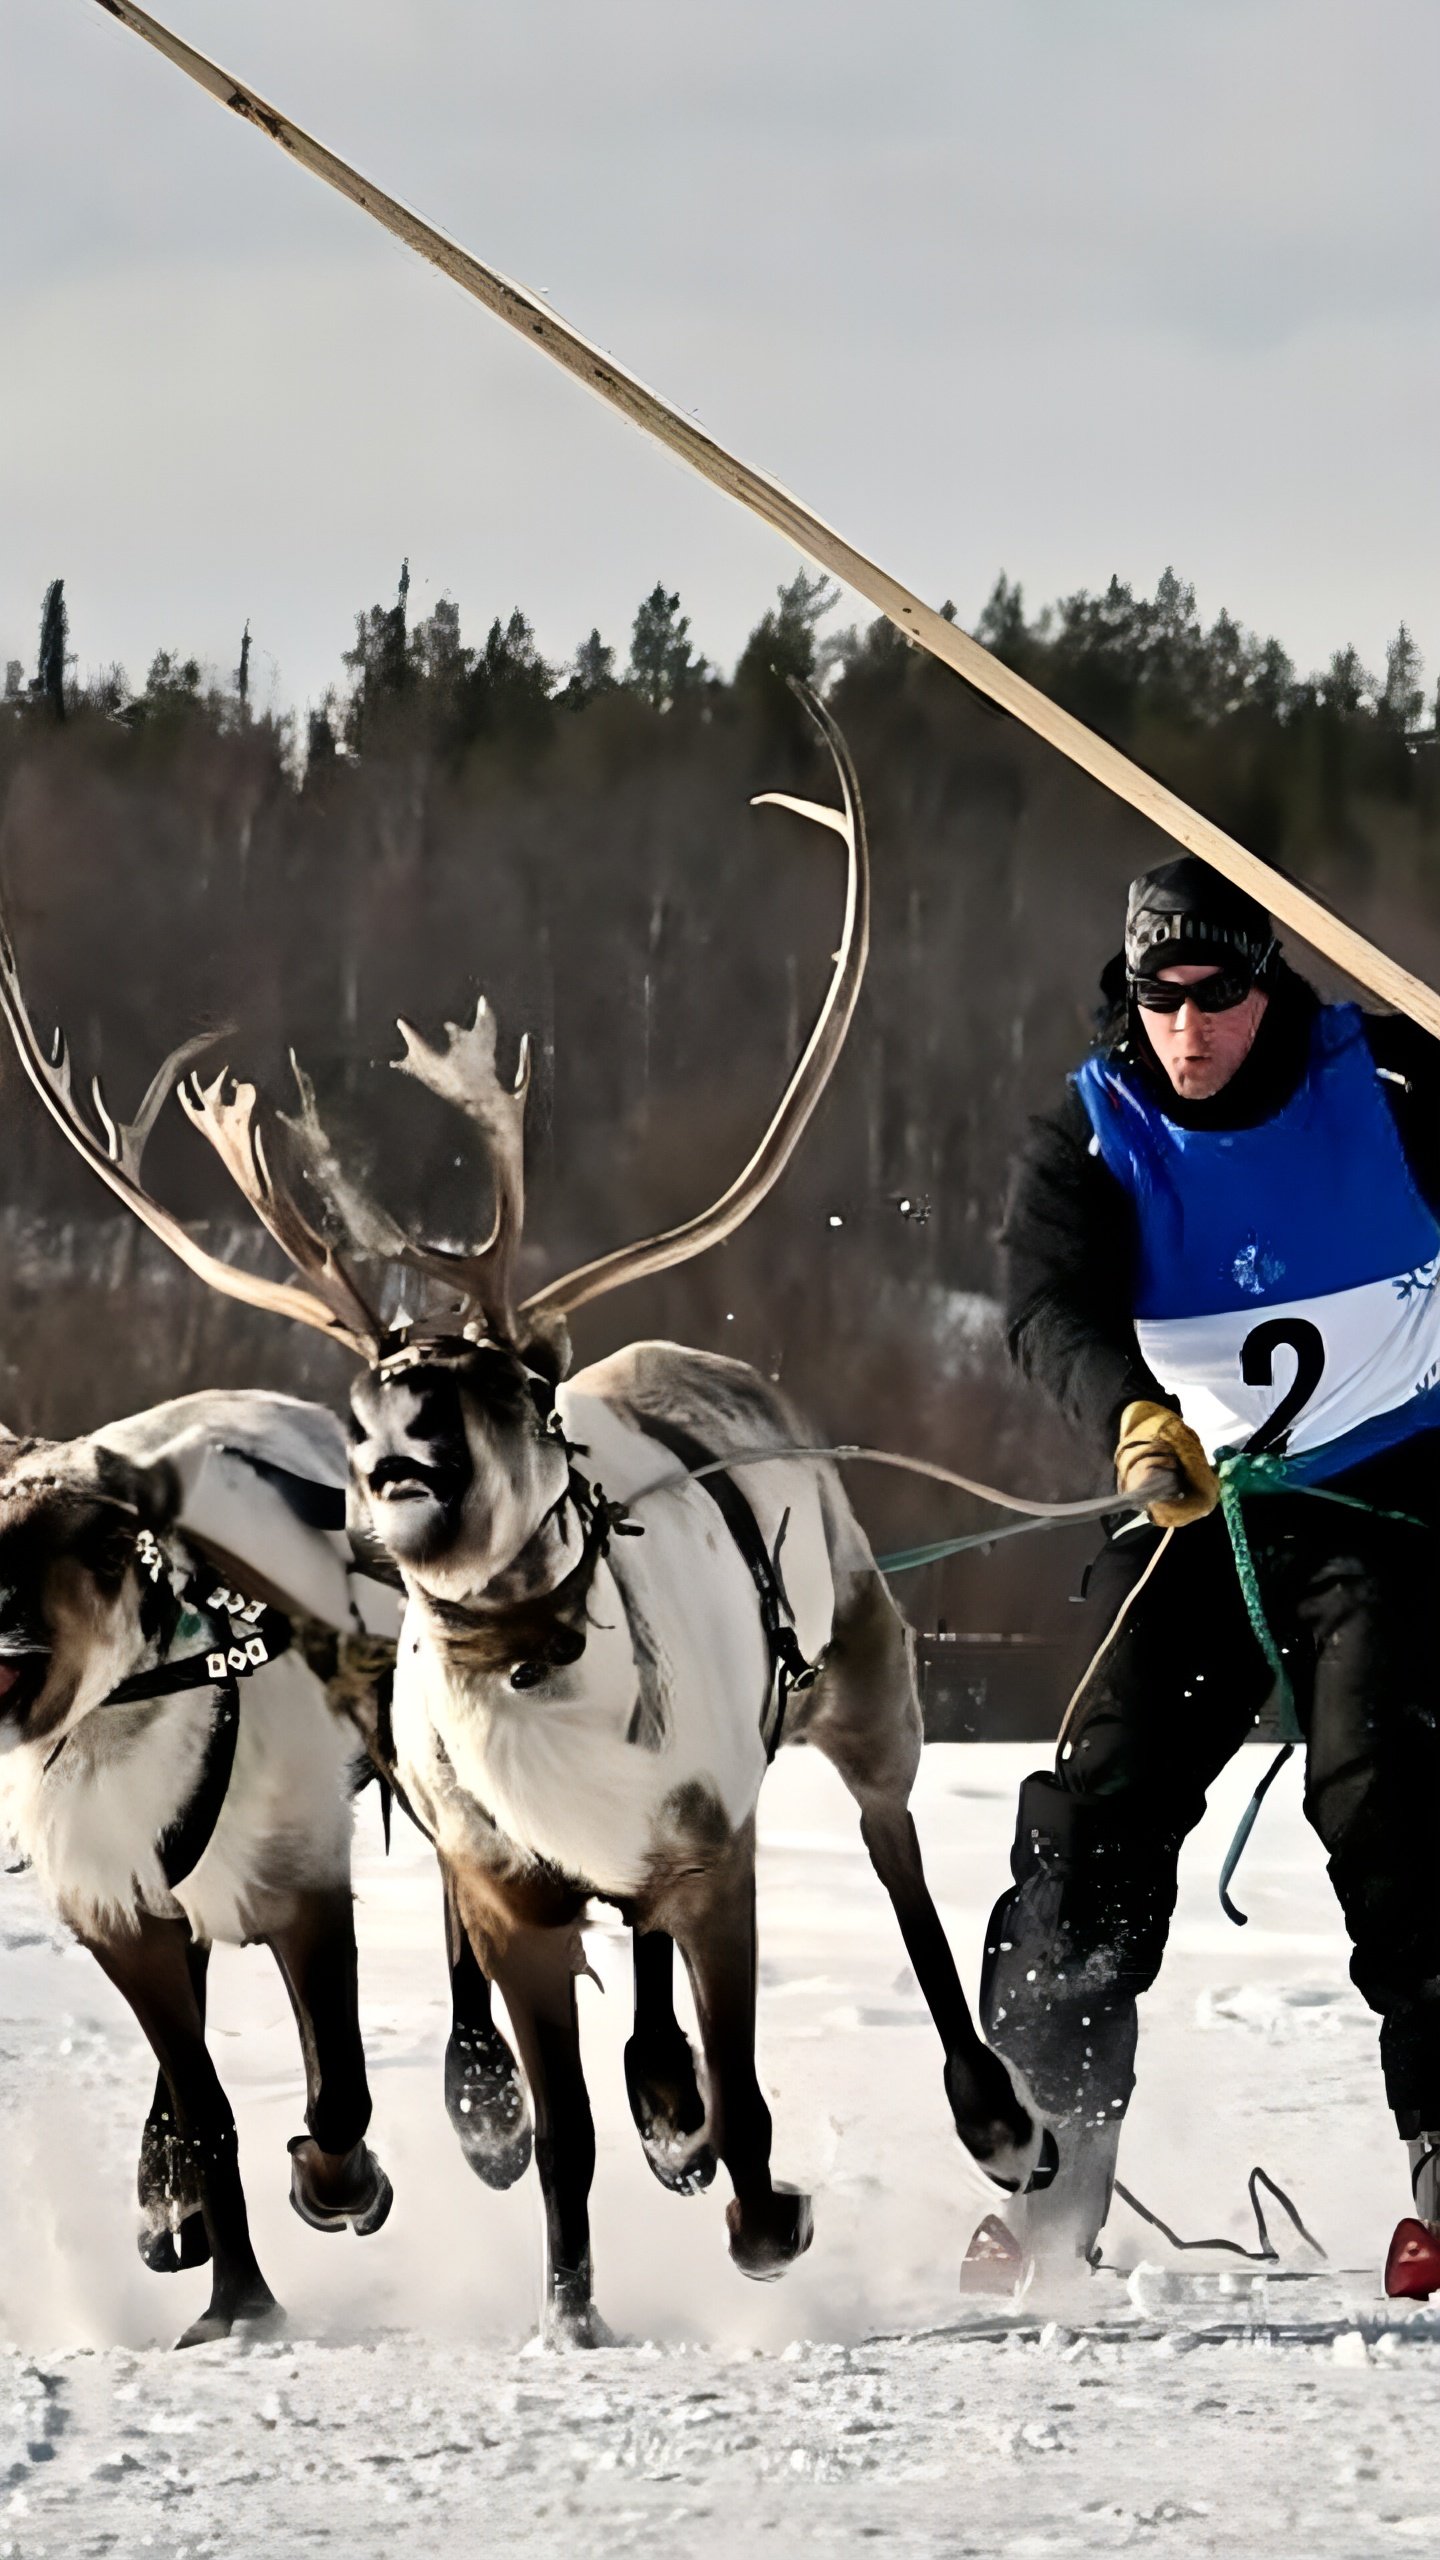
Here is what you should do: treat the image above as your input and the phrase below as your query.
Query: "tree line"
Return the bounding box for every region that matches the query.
[8,559,1435,799]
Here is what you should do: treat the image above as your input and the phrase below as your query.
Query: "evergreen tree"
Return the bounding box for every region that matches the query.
[409,594,471,693]
[1380,624,1425,734]
[131,648,203,722]
[734,568,839,701]
[305,697,340,778]
[1246,636,1296,722]
[342,560,413,750]
[557,627,618,709]
[626,583,705,711]
[459,609,555,750]
[36,578,67,720]
[974,574,1030,665]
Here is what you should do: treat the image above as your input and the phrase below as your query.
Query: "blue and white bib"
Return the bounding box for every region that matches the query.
[1074,1004,1440,1482]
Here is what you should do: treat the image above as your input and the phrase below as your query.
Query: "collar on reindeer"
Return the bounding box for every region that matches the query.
[427,1444,643,1691]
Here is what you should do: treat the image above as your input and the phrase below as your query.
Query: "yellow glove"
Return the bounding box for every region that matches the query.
[1114,1400,1220,1528]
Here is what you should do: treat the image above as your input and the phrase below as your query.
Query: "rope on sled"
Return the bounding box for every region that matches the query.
[1109,2164,1328,2267]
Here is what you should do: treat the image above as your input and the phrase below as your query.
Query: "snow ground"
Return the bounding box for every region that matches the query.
[1,1741,1437,2558]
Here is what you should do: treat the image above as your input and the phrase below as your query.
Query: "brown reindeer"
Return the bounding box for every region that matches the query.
[0,698,1051,2344]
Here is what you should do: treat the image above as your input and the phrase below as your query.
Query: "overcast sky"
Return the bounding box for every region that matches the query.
[5,0,1438,717]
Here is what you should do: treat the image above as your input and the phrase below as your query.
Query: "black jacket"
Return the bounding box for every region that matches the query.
[1001,969,1440,1468]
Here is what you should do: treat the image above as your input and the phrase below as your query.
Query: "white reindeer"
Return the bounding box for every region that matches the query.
[0,699,1050,2345]
[0,1384,396,2344]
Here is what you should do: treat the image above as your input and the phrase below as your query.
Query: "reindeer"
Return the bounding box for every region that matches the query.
[0,699,1051,2345]
[0,1384,396,2345]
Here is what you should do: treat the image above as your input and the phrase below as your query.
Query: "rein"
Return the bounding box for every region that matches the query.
[621,1433,1429,1923]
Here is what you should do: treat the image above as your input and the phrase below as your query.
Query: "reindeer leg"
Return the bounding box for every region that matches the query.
[853,1794,1050,2187]
[442,1860,532,2189]
[624,1928,715,2196]
[668,1821,813,2279]
[800,1569,1051,2192]
[86,1913,278,2347]
[136,1937,212,2274]
[268,1889,393,2237]
[491,1923,608,2348]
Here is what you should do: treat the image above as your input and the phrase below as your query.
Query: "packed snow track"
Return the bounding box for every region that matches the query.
[0,1744,1435,2556]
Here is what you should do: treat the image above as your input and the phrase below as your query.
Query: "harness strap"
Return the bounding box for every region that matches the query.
[155,1686,243,1890]
[625,1412,816,1756]
[74,1546,295,1892]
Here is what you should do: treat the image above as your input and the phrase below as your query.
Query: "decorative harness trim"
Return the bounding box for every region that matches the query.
[75,1529,294,1892]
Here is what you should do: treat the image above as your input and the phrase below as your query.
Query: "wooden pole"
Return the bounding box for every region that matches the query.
[89,0,1440,1037]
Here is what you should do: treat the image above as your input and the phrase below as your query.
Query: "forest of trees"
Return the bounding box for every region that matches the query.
[9,562,1436,811]
[1,561,1437,1667]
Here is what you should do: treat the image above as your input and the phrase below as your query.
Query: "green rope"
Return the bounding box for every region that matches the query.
[1215,1447,1424,1744]
[1211,1447,1426,1922]
[874,1515,1059,1575]
[1215,1453,1303,1743]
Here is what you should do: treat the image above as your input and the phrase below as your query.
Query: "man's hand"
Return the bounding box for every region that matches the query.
[1115,1400,1219,1528]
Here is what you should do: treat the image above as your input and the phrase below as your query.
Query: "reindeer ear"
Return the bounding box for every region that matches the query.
[96,1446,182,1535]
[520,1311,572,1389]
[134,1459,183,1535]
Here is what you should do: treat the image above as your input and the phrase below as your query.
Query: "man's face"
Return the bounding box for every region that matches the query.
[1140,964,1268,1101]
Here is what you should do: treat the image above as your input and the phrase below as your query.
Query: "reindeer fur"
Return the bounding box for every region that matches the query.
[0,1393,393,2344]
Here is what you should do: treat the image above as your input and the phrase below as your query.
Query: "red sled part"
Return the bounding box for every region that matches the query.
[961,2212,1026,2296]
[1384,2217,1440,2301]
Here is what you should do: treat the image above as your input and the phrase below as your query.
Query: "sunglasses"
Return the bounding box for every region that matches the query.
[1129,946,1274,1016]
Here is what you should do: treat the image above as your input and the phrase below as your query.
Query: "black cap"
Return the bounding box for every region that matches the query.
[1124,855,1275,978]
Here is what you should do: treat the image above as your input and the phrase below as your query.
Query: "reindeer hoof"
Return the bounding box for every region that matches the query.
[540,2299,615,2352]
[137,2116,209,2270]
[446,2024,533,2189]
[624,2028,716,2195]
[138,2211,211,2275]
[175,2283,282,2351]
[946,2051,1049,2192]
[726,2185,814,2280]
[287,2137,393,2236]
[540,2267,613,2351]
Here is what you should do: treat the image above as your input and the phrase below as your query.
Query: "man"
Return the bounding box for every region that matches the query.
[983,853,1440,2294]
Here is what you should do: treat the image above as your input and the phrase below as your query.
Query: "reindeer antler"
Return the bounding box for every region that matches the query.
[0,898,380,1356]
[520,683,869,1321]
[389,998,532,1337]
[178,1069,383,1352]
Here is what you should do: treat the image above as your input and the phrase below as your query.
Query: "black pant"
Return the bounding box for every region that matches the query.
[981,1433,1440,2141]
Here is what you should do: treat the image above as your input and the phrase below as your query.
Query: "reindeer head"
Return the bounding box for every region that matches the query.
[0,691,868,1607]
[0,1431,181,1756]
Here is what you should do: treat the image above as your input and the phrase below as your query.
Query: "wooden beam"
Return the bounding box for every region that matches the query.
[89,0,1440,1036]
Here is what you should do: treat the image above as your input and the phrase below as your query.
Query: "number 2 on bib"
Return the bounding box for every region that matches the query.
[1241,1317,1326,1455]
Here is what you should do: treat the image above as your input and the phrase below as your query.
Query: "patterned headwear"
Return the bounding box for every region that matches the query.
[1124,855,1275,978]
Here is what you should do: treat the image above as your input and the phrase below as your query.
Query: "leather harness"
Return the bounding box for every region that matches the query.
[50,1530,295,1894]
